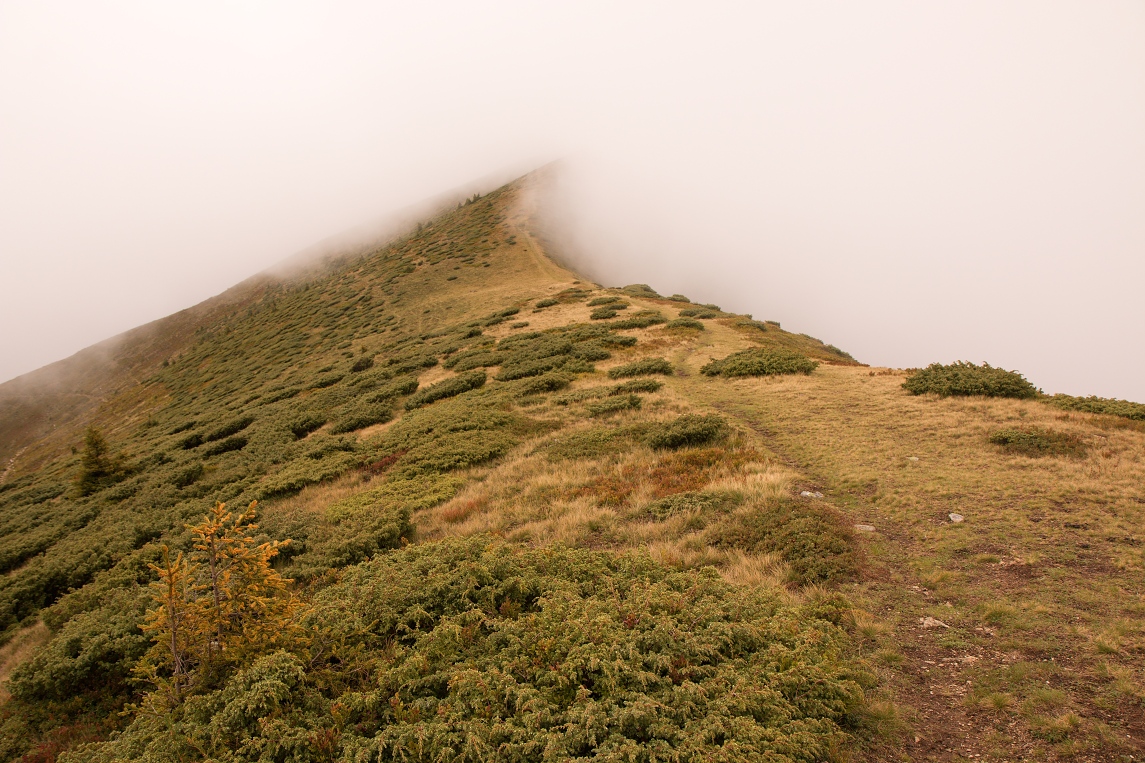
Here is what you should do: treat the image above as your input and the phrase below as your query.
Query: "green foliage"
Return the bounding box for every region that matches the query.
[902,361,1039,399]
[69,538,863,762]
[610,378,663,395]
[1048,393,1145,421]
[349,356,375,373]
[533,297,559,309]
[701,348,819,377]
[645,414,728,450]
[288,413,326,439]
[607,310,667,329]
[666,317,705,331]
[587,296,626,307]
[607,357,674,378]
[590,306,619,320]
[666,293,691,302]
[538,427,632,461]
[201,436,247,457]
[709,499,858,586]
[678,307,719,319]
[75,428,127,497]
[204,416,254,443]
[404,370,486,409]
[329,401,393,434]
[621,283,661,297]
[586,394,642,417]
[514,372,572,396]
[7,587,149,704]
[988,427,1087,458]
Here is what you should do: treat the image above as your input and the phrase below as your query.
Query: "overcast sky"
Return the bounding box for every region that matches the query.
[2,1,1142,400]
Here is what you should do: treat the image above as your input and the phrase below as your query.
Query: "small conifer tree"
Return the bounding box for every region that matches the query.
[76,426,122,496]
[136,501,300,705]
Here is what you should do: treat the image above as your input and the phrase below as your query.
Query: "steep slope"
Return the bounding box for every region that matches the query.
[0,172,1142,762]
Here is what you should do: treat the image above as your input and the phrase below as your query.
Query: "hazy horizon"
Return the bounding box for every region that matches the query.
[2,1,1143,399]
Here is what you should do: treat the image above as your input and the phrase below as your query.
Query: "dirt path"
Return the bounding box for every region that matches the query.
[665,326,1144,761]
[0,447,26,485]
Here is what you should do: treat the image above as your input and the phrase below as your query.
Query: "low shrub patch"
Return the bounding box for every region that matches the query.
[1048,394,1145,421]
[902,361,1039,399]
[608,310,667,329]
[587,296,626,307]
[590,307,619,320]
[205,416,256,442]
[349,356,375,373]
[989,427,1087,458]
[646,414,728,449]
[76,539,865,762]
[405,370,487,409]
[709,499,858,586]
[679,307,719,319]
[515,372,572,396]
[586,394,642,417]
[608,357,674,378]
[539,427,631,461]
[289,414,326,439]
[202,436,247,457]
[666,317,705,331]
[701,348,818,377]
[534,298,559,309]
[642,489,742,521]
[610,378,663,395]
[330,403,394,434]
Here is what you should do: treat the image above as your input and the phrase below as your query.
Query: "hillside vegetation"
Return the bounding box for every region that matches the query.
[0,173,1143,762]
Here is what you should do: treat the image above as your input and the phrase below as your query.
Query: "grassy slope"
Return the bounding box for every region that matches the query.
[0,172,1141,761]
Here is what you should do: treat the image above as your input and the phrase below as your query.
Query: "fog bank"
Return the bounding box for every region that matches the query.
[2,1,1142,399]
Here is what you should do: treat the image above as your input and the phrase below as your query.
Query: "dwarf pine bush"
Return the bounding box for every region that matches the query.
[1048,394,1145,421]
[586,394,642,417]
[607,357,674,378]
[646,414,728,450]
[989,427,1086,458]
[902,362,1039,399]
[701,348,818,377]
[404,370,487,409]
[67,539,865,763]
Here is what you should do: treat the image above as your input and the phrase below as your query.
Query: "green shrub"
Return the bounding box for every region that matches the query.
[76,539,864,763]
[75,428,128,497]
[590,307,619,320]
[622,283,661,297]
[1048,394,1145,421]
[902,362,1039,399]
[205,416,255,442]
[201,436,248,457]
[515,372,572,396]
[678,307,719,319]
[538,427,630,461]
[645,414,728,449]
[701,348,818,377]
[666,294,691,302]
[608,357,674,378]
[587,296,625,307]
[349,356,375,373]
[366,375,419,403]
[405,370,487,409]
[586,394,642,417]
[989,427,1087,458]
[288,414,326,439]
[610,378,663,395]
[534,298,559,309]
[170,463,204,489]
[666,317,705,331]
[330,403,394,434]
[709,499,858,586]
[608,310,667,329]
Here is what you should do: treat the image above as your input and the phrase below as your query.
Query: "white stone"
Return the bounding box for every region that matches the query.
[854,524,876,532]
[949,513,964,523]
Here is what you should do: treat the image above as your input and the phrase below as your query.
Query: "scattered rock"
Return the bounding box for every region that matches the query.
[800,490,824,498]
[854,524,876,532]
[907,456,919,462]
[949,513,964,523]
[919,616,950,629]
